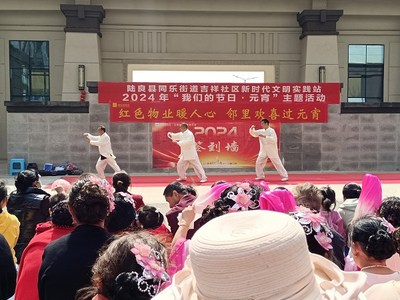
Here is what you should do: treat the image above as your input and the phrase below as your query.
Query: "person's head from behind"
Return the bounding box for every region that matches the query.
[113,171,131,193]
[378,196,400,228]
[290,208,339,266]
[15,169,40,191]
[261,118,270,129]
[68,178,110,226]
[76,232,169,300]
[292,182,323,212]
[163,181,197,208]
[50,200,74,228]
[137,205,164,230]
[97,125,106,136]
[179,122,188,133]
[350,216,395,267]
[0,180,8,213]
[320,186,336,212]
[49,193,67,208]
[189,210,323,299]
[219,181,264,210]
[200,199,230,226]
[342,182,361,200]
[106,194,136,234]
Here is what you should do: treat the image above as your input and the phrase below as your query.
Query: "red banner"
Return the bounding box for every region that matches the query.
[99,82,340,104]
[98,82,340,123]
[112,102,327,123]
[152,122,280,169]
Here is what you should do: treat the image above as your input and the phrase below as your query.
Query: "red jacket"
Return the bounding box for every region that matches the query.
[15,221,74,300]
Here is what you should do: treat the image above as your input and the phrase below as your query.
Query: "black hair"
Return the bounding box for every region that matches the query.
[392,227,400,255]
[378,196,400,228]
[68,179,110,225]
[180,123,188,129]
[200,199,230,225]
[320,186,336,212]
[49,193,67,209]
[219,182,264,210]
[99,125,106,133]
[342,183,361,199]
[261,118,270,124]
[211,180,226,188]
[50,200,74,227]
[163,182,197,197]
[15,169,39,191]
[350,216,396,260]
[106,194,136,233]
[113,172,131,193]
[0,180,7,214]
[137,206,164,230]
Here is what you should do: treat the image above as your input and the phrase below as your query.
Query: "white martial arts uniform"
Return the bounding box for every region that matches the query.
[169,129,207,181]
[249,127,288,179]
[87,132,121,179]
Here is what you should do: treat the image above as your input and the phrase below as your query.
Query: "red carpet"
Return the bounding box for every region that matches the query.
[44,173,400,188]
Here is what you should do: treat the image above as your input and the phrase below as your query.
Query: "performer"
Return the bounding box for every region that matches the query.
[167,123,207,183]
[84,125,121,179]
[249,118,289,181]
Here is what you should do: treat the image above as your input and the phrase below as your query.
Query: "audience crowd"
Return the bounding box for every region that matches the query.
[1,169,400,300]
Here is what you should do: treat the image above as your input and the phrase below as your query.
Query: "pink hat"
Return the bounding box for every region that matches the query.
[50,179,71,193]
[354,174,382,220]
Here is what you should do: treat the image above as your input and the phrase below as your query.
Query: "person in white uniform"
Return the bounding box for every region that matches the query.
[249,118,289,181]
[167,123,207,183]
[84,125,121,179]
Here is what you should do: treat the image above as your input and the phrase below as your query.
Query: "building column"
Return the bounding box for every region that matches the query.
[297,10,343,83]
[60,4,105,101]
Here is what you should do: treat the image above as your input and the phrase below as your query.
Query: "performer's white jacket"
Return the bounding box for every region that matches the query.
[87,132,116,158]
[169,129,199,160]
[249,127,280,158]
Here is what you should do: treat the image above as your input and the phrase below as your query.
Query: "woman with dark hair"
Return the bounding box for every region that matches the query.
[319,186,345,241]
[38,178,114,300]
[163,182,198,238]
[15,201,74,300]
[7,170,50,262]
[136,206,173,248]
[106,193,136,234]
[76,232,169,300]
[218,181,264,210]
[0,233,16,300]
[350,216,400,291]
[112,172,144,209]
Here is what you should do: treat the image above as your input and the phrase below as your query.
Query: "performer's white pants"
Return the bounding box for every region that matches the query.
[96,156,121,179]
[177,157,207,180]
[256,154,288,178]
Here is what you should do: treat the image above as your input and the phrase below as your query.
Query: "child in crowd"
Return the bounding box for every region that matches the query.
[136,205,173,248]
[76,233,169,300]
[112,172,145,209]
[319,186,346,241]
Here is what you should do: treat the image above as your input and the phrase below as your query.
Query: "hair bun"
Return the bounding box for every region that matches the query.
[366,229,395,260]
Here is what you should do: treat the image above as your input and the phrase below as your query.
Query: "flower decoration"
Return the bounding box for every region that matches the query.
[89,177,115,212]
[314,231,333,251]
[130,242,170,283]
[117,192,136,208]
[381,217,395,233]
[290,207,334,252]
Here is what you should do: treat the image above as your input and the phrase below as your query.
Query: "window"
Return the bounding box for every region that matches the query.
[348,45,384,103]
[9,41,50,102]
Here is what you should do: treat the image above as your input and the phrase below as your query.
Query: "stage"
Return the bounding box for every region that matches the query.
[44,172,400,189]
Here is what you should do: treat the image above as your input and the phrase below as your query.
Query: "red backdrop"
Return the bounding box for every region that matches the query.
[152,122,280,169]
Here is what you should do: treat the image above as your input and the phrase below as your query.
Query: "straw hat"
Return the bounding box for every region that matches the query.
[155,210,367,300]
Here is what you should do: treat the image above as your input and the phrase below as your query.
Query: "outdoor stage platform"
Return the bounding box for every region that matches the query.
[45,172,400,189]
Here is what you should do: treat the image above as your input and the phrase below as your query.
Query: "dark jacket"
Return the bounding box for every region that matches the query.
[166,193,200,239]
[0,233,16,300]
[38,225,114,300]
[7,187,50,262]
